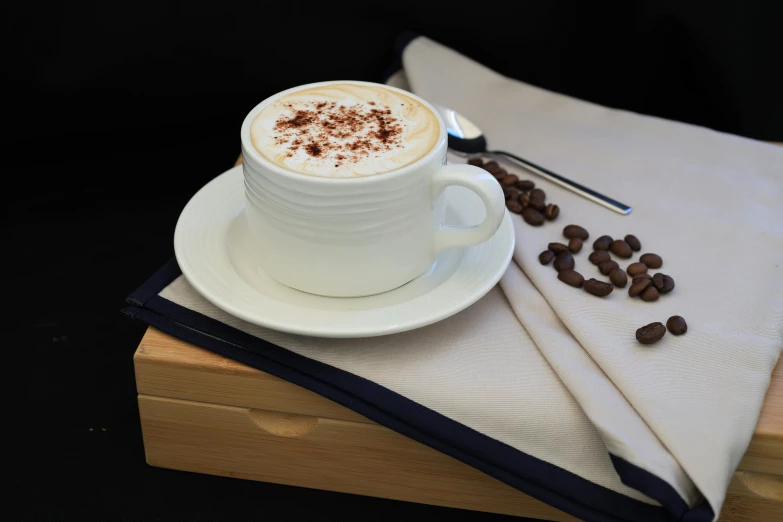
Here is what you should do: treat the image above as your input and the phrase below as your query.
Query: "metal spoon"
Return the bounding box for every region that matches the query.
[434,104,632,215]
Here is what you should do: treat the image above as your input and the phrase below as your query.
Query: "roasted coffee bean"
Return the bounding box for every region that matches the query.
[628,278,651,297]
[501,174,519,186]
[468,158,484,167]
[636,322,666,345]
[640,253,663,268]
[661,275,675,295]
[506,199,523,214]
[609,267,628,287]
[544,204,560,221]
[626,262,648,276]
[483,160,500,173]
[539,250,555,265]
[522,207,545,226]
[528,193,546,210]
[633,272,652,281]
[563,224,589,240]
[516,179,535,191]
[609,239,633,258]
[558,270,584,288]
[592,235,613,251]
[548,242,570,255]
[504,187,522,201]
[530,188,546,201]
[553,253,575,272]
[493,171,508,181]
[583,278,614,297]
[519,192,530,208]
[598,260,619,275]
[568,237,583,253]
[624,234,641,251]
[666,316,688,335]
[641,286,660,302]
[652,273,675,294]
[589,250,611,265]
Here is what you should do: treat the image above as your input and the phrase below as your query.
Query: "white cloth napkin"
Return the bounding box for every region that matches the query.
[156,36,783,521]
[393,35,783,516]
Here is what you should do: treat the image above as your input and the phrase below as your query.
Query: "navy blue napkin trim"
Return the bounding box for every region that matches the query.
[122,258,708,522]
[610,456,714,522]
[126,257,181,306]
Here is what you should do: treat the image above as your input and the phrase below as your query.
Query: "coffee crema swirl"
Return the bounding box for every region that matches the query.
[250,83,440,178]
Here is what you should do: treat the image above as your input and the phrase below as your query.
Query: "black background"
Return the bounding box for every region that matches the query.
[6,1,782,520]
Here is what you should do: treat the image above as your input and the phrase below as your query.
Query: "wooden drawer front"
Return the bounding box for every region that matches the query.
[134,329,782,477]
[139,395,782,522]
[138,394,578,521]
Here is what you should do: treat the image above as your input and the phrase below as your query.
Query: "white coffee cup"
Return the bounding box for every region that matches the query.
[240,80,505,297]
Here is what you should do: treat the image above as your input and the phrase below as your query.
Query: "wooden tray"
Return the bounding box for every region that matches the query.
[134,326,783,522]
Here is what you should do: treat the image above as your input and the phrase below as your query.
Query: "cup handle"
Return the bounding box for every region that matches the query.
[431,164,506,255]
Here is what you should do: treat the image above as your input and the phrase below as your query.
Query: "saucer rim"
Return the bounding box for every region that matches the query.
[174,166,515,338]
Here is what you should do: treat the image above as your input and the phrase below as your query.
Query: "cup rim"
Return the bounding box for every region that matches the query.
[240,80,447,185]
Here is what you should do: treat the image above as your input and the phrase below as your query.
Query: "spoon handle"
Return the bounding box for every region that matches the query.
[490,150,632,215]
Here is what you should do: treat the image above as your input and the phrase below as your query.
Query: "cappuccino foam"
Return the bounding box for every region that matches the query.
[250,83,440,178]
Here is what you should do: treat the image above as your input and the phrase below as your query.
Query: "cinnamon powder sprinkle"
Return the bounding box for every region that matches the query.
[272,100,403,164]
[305,142,321,156]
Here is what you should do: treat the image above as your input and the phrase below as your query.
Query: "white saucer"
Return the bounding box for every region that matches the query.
[174,166,514,338]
